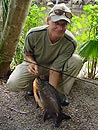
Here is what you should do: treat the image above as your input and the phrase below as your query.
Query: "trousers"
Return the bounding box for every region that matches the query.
[6,54,83,95]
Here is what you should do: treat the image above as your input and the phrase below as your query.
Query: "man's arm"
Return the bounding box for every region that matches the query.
[49,67,61,89]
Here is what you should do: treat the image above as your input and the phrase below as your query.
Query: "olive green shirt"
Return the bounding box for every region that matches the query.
[24,25,77,71]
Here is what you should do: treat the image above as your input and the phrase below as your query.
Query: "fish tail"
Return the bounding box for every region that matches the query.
[55,113,71,128]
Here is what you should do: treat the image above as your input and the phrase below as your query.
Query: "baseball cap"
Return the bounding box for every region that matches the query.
[48,3,72,23]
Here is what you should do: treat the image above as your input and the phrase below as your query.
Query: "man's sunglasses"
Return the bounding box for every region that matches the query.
[50,9,72,19]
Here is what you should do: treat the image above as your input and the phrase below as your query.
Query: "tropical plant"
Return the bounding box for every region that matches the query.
[78,4,98,79]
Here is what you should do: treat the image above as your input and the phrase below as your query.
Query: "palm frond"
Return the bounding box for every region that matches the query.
[79,38,98,60]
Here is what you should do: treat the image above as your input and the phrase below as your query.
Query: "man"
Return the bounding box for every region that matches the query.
[7,4,83,99]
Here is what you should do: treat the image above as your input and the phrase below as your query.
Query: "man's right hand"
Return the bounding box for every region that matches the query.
[27,62,38,76]
[24,54,38,76]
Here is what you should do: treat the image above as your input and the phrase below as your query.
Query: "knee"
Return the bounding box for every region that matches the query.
[6,79,19,92]
[70,54,83,69]
[6,70,20,92]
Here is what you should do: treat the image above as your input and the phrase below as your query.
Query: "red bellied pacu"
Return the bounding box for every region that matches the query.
[33,77,71,127]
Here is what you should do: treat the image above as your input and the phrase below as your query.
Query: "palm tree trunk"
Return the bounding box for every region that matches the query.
[0,0,32,77]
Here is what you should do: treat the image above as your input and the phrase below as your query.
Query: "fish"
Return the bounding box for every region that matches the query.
[33,77,71,127]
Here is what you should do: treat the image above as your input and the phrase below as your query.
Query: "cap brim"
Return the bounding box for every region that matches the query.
[51,15,70,23]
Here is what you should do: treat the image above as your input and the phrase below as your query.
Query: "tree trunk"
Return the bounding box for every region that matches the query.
[0,0,32,77]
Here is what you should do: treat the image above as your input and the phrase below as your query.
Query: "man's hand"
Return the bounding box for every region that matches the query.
[24,54,38,76]
[28,62,38,76]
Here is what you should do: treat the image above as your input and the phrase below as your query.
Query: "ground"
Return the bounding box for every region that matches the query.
[0,78,98,130]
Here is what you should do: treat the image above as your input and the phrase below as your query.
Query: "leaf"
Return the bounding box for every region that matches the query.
[79,39,98,60]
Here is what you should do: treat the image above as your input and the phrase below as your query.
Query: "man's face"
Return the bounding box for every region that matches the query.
[48,19,68,37]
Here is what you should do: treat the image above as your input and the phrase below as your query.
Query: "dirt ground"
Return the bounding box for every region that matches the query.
[0,78,98,130]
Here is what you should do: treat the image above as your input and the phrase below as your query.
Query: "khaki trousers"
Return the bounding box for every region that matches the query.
[6,54,83,95]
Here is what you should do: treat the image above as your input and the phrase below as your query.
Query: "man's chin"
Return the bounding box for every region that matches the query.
[56,34,63,38]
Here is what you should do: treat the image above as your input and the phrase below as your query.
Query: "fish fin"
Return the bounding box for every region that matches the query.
[55,113,71,128]
[61,113,71,120]
[43,111,57,123]
[55,113,62,128]
[43,110,49,122]
[36,103,39,108]
[36,91,40,98]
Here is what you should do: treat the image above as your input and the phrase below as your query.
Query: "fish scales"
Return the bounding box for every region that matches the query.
[38,85,61,113]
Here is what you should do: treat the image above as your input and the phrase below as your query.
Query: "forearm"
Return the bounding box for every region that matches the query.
[24,54,36,63]
[49,67,61,89]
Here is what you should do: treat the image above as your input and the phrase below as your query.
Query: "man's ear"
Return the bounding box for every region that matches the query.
[46,17,51,25]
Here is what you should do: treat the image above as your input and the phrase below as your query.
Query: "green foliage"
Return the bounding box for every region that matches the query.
[79,38,98,60]
[69,4,98,46]
[69,14,89,45]
[12,4,46,68]
[11,40,24,69]
[2,0,10,29]
[76,4,98,79]
[78,5,98,57]
[23,3,46,38]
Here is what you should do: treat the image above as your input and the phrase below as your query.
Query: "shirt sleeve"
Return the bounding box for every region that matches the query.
[51,42,76,71]
[23,33,35,56]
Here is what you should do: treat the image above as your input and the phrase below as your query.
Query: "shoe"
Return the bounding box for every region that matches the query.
[61,98,69,106]
[59,93,69,106]
[27,91,34,96]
